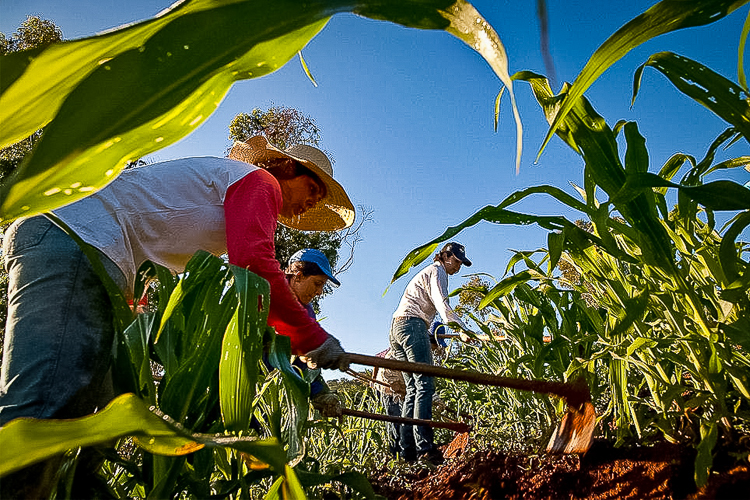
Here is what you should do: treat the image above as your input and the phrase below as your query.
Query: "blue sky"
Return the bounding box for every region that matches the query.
[2,0,749,360]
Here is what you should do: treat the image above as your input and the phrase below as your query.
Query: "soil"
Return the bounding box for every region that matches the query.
[366,437,750,499]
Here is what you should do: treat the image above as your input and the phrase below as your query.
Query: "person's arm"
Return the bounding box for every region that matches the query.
[428,264,468,331]
[223,169,328,354]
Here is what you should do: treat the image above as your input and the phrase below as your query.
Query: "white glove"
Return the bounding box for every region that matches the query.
[301,335,350,371]
[311,392,343,418]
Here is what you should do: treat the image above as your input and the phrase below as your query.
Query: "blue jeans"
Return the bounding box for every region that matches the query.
[389,316,434,459]
[0,216,126,424]
[379,391,403,458]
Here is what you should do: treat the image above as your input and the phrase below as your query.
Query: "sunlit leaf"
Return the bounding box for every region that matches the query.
[0,394,283,477]
[219,265,270,432]
[633,52,750,141]
[540,0,750,158]
[0,0,518,222]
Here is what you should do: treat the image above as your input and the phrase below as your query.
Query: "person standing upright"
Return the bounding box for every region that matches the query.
[388,242,472,465]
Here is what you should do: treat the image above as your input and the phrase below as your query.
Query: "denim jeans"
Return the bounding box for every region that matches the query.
[389,316,434,459]
[0,216,126,425]
[379,391,403,458]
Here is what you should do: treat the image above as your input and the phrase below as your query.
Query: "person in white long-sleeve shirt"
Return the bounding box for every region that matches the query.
[388,242,472,465]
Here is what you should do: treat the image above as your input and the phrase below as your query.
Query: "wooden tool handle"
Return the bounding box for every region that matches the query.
[341,408,471,433]
[347,352,589,407]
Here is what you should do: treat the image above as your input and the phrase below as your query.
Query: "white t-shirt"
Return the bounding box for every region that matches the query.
[392,261,467,330]
[52,157,258,295]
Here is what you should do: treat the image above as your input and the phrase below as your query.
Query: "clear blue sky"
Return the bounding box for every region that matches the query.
[2,1,749,359]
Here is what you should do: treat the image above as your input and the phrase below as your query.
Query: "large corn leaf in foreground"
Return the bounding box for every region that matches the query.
[0,393,287,477]
[0,0,519,222]
[219,264,270,433]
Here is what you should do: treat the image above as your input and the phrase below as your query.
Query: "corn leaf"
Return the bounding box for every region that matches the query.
[219,265,270,433]
[0,393,285,477]
[695,421,719,487]
[539,0,750,158]
[0,0,518,223]
[634,52,750,141]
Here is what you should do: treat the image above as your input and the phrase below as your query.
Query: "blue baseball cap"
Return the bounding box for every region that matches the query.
[288,248,340,286]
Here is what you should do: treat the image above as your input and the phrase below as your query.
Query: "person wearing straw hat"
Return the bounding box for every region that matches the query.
[1,135,353,428]
[388,242,472,465]
[1,135,355,496]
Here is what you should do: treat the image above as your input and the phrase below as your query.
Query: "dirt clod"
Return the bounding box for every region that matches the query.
[367,441,750,499]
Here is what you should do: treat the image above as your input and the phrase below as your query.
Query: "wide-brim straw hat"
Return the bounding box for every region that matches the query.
[229,135,355,231]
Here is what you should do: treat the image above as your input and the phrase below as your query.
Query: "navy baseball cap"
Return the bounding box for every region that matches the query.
[288,248,340,286]
[441,242,472,266]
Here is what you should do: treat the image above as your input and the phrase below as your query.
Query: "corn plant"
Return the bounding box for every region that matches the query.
[0,250,382,498]
[392,55,750,485]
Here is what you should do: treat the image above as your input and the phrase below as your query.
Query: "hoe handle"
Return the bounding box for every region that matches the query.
[341,408,471,433]
[347,352,590,409]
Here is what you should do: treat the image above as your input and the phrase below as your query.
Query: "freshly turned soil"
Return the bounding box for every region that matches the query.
[366,439,750,499]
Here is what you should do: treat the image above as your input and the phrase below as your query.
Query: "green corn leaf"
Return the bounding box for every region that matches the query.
[695,421,719,487]
[539,0,750,158]
[477,271,538,309]
[389,186,628,285]
[547,231,564,273]
[726,365,750,398]
[719,211,750,283]
[516,71,676,272]
[631,173,750,211]
[157,252,236,426]
[219,265,270,433]
[0,393,286,477]
[623,121,649,176]
[266,334,311,463]
[296,469,379,499]
[113,312,159,404]
[626,337,659,357]
[265,465,307,500]
[740,8,750,89]
[0,0,519,223]
[706,155,750,175]
[634,52,750,141]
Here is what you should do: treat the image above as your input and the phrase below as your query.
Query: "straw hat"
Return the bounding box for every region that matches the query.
[229,135,355,231]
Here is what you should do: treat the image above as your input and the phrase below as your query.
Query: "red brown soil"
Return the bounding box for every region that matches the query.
[367,439,750,499]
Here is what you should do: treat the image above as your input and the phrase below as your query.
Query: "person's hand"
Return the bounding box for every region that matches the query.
[301,335,350,371]
[459,332,471,342]
[311,392,343,418]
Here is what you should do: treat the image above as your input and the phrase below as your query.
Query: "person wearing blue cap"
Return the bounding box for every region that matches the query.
[285,248,343,418]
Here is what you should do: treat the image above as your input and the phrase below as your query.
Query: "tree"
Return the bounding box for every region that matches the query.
[229,106,321,151]
[228,105,372,311]
[0,16,63,343]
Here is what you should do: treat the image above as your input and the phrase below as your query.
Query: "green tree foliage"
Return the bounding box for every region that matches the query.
[228,105,372,310]
[229,105,321,151]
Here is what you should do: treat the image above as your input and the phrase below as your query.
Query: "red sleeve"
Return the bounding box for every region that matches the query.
[223,169,329,354]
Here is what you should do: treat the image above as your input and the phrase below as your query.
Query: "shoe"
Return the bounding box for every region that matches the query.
[418,448,444,466]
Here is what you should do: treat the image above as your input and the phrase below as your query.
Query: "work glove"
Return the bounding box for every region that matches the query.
[311,391,343,418]
[301,335,350,371]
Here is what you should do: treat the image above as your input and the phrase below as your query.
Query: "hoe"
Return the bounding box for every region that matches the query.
[346,352,596,454]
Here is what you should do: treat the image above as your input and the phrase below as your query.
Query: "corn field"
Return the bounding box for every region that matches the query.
[1,0,749,498]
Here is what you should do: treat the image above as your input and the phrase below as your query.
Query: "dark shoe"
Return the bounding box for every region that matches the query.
[418,448,444,466]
